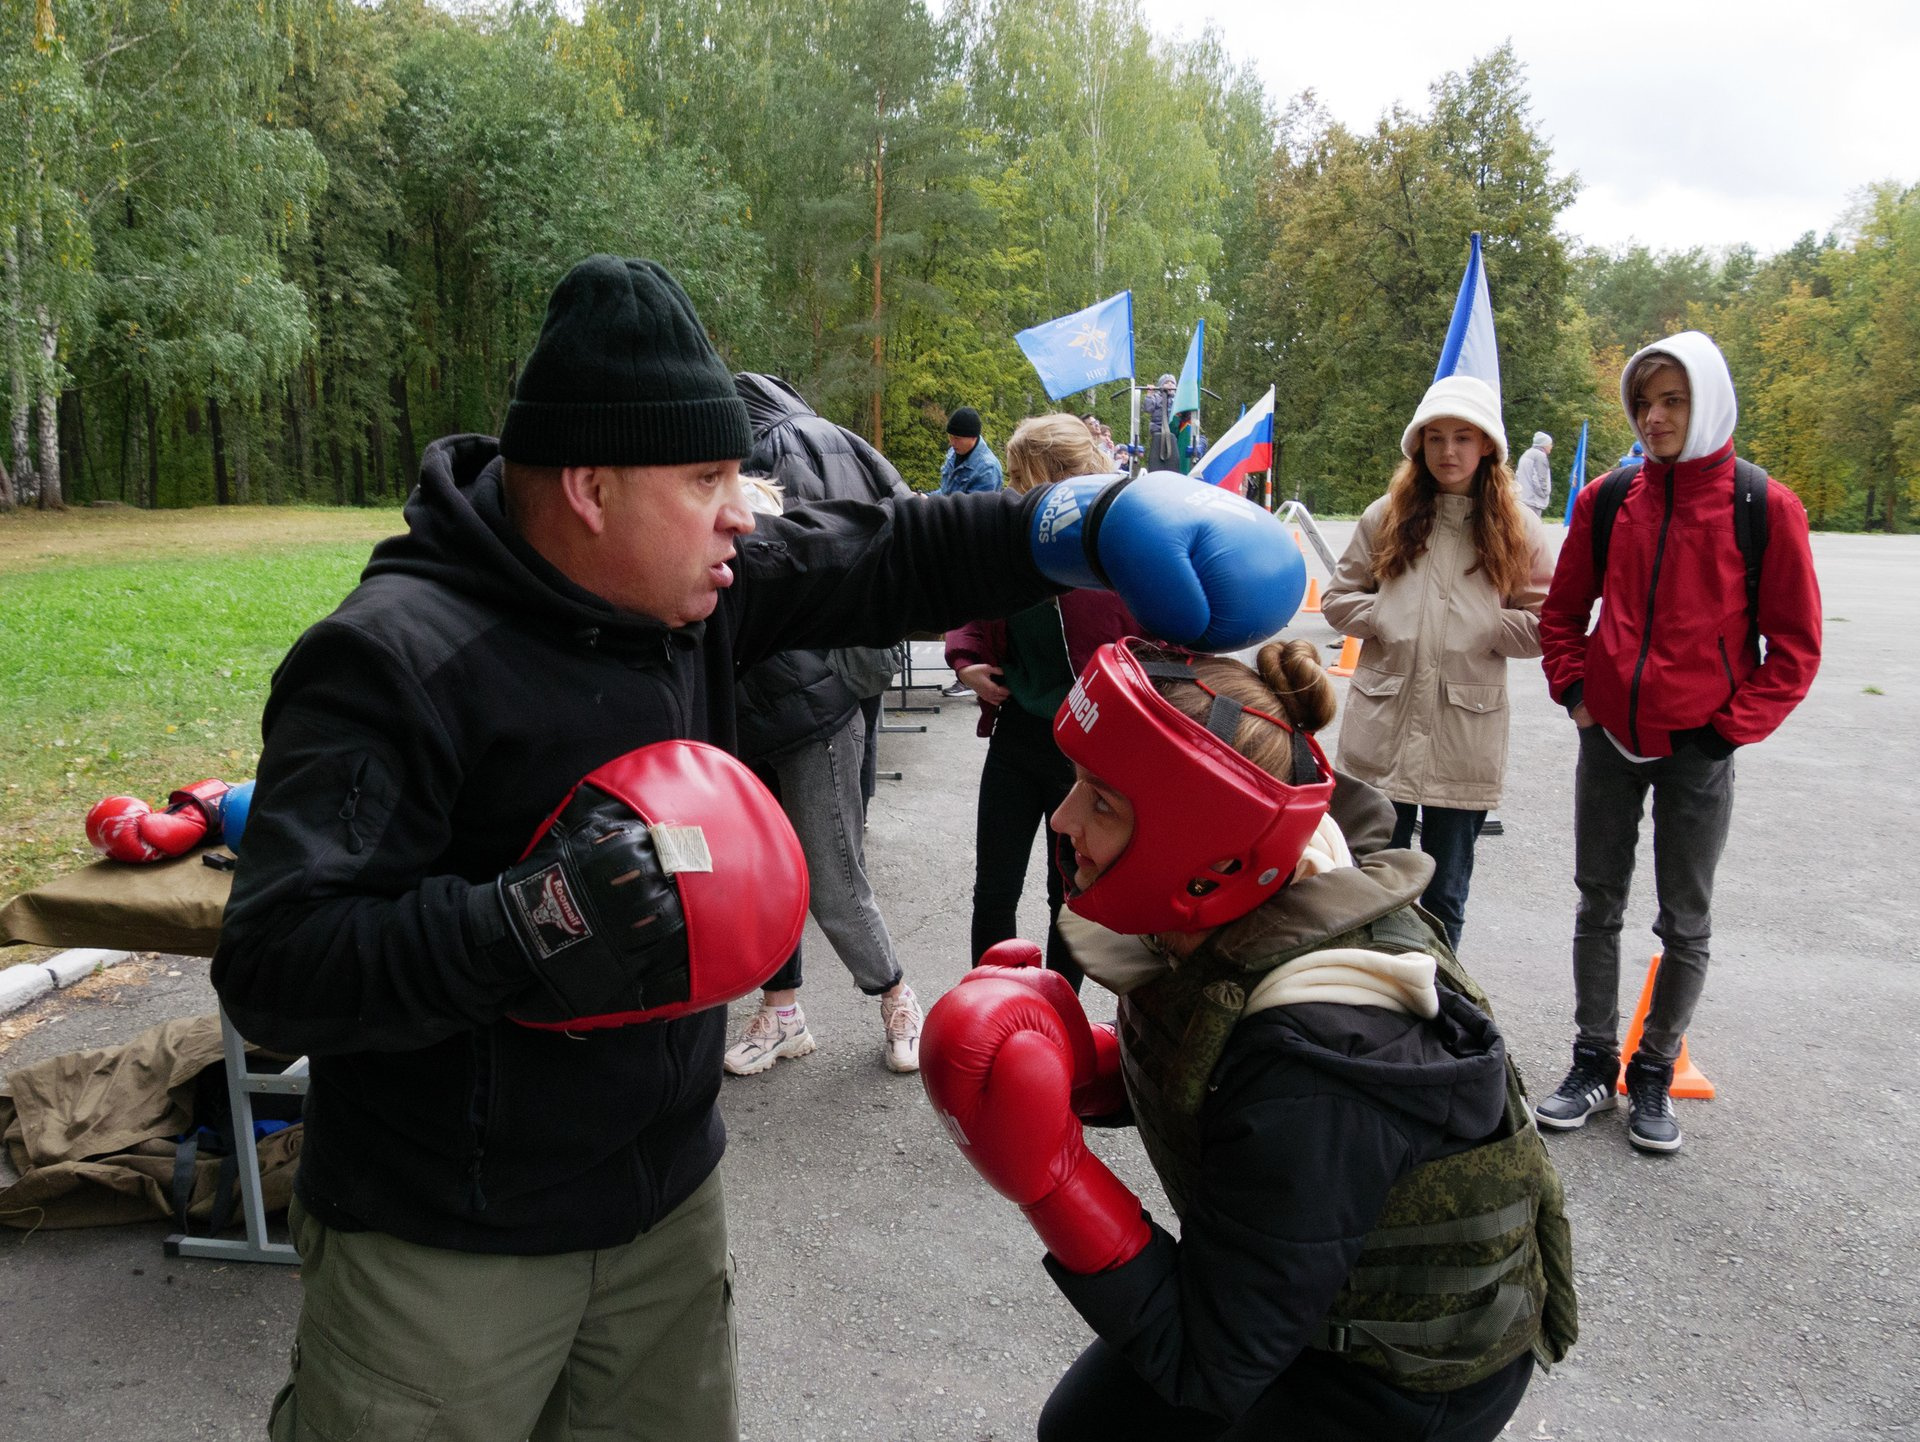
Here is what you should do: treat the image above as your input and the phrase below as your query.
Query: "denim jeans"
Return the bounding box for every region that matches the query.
[755,712,902,996]
[1390,803,1487,951]
[1571,725,1734,1064]
[970,700,1083,991]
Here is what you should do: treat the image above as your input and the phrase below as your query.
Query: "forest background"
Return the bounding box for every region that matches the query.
[2,0,1916,528]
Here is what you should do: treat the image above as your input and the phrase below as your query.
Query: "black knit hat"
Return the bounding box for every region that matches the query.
[500,256,752,467]
[946,406,983,439]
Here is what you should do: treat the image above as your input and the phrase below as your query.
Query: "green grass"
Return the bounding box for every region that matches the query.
[1,508,403,910]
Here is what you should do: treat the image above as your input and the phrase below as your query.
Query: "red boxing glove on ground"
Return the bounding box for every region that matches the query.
[922,975,1149,1274]
[965,942,1127,1119]
[85,780,230,863]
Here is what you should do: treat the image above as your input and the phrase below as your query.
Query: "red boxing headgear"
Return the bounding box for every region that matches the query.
[512,741,808,1032]
[1052,640,1335,935]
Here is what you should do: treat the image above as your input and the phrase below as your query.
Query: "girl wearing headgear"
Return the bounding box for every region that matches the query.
[921,637,1575,1441]
[944,414,1142,990]
[1320,375,1554,949]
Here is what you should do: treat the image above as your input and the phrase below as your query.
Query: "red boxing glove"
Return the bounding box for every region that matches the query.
[86,796,165,862]
[922,976,1149,1274]
[965,942,1126,1119]
[138,779,231,857]
[86,779,232,863]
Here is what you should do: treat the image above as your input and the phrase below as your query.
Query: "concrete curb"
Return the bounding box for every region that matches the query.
[0,948,134,1015]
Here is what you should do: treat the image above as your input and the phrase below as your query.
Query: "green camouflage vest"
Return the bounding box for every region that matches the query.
[1115,888,1578,1392]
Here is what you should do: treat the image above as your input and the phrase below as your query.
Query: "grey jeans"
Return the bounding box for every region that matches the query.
[762,711,903,996]
[1571,725,1735,1064]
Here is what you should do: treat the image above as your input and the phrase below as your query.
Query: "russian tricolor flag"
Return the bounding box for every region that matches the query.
[1190,386,1274,492]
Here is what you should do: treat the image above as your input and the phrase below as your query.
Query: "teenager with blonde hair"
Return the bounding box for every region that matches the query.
[1322,375,1553,949]
[945,413,1136,989]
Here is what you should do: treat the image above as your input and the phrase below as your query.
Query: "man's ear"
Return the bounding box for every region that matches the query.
[559,465,609,536]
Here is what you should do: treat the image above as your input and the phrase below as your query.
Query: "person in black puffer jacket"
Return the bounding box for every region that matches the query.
[736,371,913,807]
[724,477,923,1077]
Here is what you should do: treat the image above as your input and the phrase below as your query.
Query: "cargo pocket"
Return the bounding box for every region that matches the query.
[1339,666,1406,781]
[1437,681,1509,789]
[272,1320,445,1442]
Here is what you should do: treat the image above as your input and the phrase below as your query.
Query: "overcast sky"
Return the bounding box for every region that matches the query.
[1163,0,1919,256]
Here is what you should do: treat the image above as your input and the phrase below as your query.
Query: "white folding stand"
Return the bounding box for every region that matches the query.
[163,1006,308,1266]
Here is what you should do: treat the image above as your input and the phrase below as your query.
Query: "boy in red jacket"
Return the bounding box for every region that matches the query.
[1535,330,1821,1153]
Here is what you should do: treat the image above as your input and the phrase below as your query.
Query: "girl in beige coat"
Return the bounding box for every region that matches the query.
[1322,375,1553,948]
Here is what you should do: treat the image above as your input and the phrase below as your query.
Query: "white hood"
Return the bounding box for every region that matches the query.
[1620,329,1738,464]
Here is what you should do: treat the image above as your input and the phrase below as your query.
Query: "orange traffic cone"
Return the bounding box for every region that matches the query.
[1302,576,1323,613]
[1615,954,1716,1098]
[1328,635,1360,677]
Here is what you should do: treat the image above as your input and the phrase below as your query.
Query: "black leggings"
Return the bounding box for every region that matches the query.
[968,700,1083,991]
[1038,1339,1532,1442]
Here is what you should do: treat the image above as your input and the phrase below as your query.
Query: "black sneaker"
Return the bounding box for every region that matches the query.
[1534,1043,1620,1131]
[1624,1057,1683,1153]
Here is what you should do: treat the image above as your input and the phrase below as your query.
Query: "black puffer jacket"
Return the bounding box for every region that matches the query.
[734,372,916,504]
[730,373,905,761]
[213,433,1053,1254]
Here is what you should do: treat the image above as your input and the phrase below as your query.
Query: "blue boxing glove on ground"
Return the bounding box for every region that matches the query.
[1029,470,1305,651]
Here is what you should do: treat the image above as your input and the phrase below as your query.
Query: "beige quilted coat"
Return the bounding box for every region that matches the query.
[1321,493,1553,809]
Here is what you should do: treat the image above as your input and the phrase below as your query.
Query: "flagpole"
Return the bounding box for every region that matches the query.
[1128,377,1140,474]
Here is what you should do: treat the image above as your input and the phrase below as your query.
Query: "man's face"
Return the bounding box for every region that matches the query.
[592,460,754,625]
[949,433,977,457]
[1633,362,1692,462]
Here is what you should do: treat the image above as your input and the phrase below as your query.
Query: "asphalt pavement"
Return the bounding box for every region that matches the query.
[2,522,1915,1442]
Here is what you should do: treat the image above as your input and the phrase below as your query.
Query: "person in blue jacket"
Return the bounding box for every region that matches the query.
[939,406,1004,494]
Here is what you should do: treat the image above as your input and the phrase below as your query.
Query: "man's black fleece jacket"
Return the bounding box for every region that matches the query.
[212,433,1056,1254]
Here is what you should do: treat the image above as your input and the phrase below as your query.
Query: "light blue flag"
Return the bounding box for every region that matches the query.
[1434,232,1501,398]
[1015,291,1136,401]
[1172,319,1204,415]
[1564,419,1590,525]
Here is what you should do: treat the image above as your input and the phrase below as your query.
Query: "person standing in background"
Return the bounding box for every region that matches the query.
[945,414,1139,992]
[1534,331,1821,1154]
[1516,431,1553,515]
[939,406,1003,495]
[1322,375,1553,951]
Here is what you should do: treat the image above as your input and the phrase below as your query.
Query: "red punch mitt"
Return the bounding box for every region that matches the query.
[480,741,809,1031]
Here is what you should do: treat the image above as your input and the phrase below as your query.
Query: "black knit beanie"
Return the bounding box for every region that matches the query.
[500,256,752,467]
[947,406,982,439]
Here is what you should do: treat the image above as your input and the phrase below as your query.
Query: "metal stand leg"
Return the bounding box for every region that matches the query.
[164,1006,307,1266]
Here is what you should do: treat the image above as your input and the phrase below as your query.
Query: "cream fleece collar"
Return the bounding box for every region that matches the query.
[1058,812,1435,1021]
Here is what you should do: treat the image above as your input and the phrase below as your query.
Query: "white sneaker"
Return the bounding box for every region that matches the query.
[879,984,923,1073]
[723,1005,816,1076]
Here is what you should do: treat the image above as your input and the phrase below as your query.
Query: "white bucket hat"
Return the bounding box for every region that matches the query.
[1400,375,1508,464]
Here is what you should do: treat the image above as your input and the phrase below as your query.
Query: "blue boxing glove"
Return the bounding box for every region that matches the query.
[1029,470,1304,650]
[218,780,255,851]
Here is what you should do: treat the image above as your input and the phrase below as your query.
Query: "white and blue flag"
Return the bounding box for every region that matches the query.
[1172,318,1204,416]
[1016,291,1136,401]
[1434,232,1501,397]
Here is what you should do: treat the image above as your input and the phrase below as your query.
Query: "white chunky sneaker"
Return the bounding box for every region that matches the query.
[879,984,923,1074]
[723,1004,816,1077]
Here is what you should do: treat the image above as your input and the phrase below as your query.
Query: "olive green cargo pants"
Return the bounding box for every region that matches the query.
[268,1168,736,1441]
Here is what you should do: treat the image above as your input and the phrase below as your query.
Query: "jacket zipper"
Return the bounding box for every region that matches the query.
[1625,466,1676,754]
[465,1030,494,1212]
[1717,637,1736,702]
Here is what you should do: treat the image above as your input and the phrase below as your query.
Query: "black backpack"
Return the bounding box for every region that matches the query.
[1589,458,1771,638]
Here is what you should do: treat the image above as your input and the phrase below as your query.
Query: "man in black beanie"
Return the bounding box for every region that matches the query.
[938,403,1003,495]
[216,253,1305,1441]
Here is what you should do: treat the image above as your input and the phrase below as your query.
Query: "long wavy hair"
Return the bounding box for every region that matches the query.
[1371,437,1533,598]
[1005,413,1113,494]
